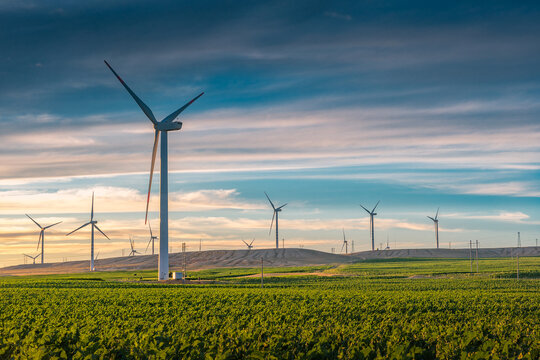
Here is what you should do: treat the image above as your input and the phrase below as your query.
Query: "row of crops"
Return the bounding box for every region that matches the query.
[1,274,538,359]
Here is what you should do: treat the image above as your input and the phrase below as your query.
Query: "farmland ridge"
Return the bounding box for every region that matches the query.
[0,247,538,276]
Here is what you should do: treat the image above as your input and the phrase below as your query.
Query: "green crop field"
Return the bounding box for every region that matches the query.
[0,258,538,359]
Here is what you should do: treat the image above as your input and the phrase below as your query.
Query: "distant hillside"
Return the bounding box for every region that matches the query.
[350,246,540,259]
[0,248,351,276]
[0,247,538,276]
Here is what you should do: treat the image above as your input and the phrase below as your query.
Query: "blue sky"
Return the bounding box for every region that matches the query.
[1,1,540,265]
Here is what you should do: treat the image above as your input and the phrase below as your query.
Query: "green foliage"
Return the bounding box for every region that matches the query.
[0,258,538,359]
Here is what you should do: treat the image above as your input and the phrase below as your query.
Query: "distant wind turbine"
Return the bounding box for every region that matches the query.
[129,236,141,256]
[360,201,380,251]
[341,229,348,254]
[265,192,287,249]
[105,60,204,280]
[23,253,40,265]
[25,214,61,264]
[242,238,255,250]
[145,222,158,255]
[66,192,110,272]
[427,208,440,249]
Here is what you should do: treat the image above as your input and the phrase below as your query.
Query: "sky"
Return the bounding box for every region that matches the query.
[1,0,540,266]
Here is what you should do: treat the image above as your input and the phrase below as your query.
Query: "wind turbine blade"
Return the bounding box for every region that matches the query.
[66,222,91,236]
[145,130,160,224]
[94,225,110,240]
[91,192,94,221]
[435,207,439,220]
[162,92,204,123]
[148,221,153,237]
[276,203,288,210]
[104,60,157,125]
[264,192,276,210]
[359,204,371,214]
[372,200,380,213]
[250,238,255,246]
[427,216,435,222]
[145,238,152,253]
[242,239,249,247]
[343,228,346,242]
[36,230,42,251]
[269,211,275,235]
[44,221,62,229]
[341,242,345,253]
[26,214,42,229]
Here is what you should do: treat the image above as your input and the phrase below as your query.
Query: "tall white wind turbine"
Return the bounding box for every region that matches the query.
[105,60,204,280]
[23,253,40,265]
[341,228,348,254]
[128,236,141,256]
[427,208,440,249]
[265,192,287,249]
[25,214,61,264]
[360,201,380,251]
[145,222,158,255]
[66,192,110,272]
[242,238,255,250]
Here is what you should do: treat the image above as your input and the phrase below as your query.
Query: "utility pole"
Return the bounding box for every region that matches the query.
[518,232,521,248]
[475,240,479,273]
[261,258,264,288]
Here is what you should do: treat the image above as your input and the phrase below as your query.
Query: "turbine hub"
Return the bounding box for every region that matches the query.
[155,121,183,131]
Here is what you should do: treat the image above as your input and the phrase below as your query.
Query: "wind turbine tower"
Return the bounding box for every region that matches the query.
[427,208,440,249]
[105,61,203,280]
[264,192,287,249]
[145,222,158,255]
[66,192,110,272]
[360,201,380,251]
[129,236,141,256]
[242,238,255,250]
[23,253,40,265]
[25,214,61,264]
[341,229,349,254]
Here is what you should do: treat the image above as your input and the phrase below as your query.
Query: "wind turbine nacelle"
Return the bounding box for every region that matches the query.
[372,213,377,216]
[156,121,183,131]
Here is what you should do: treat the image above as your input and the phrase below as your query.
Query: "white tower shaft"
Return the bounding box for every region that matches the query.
[90,223,94,271]
[435,222,439,249]
[370,214,375,251]
[41,231,44,264]
[275,212,279,249]
[159,131,169,280]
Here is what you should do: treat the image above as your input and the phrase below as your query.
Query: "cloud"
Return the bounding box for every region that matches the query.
[445,211,540,224]
[0,186,262,215]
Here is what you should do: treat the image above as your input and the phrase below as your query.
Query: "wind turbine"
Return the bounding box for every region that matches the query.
[264,192,287,249]
[25,214,61,264]
[105,60,204,280]
[128,236,141,256]
[23,253,40,265]
[360,201,380,251]
[145,222,158,255]
[341,228,348,254]
[242,238,255,250]
[66,192,110,272]
[427,208,440,249]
